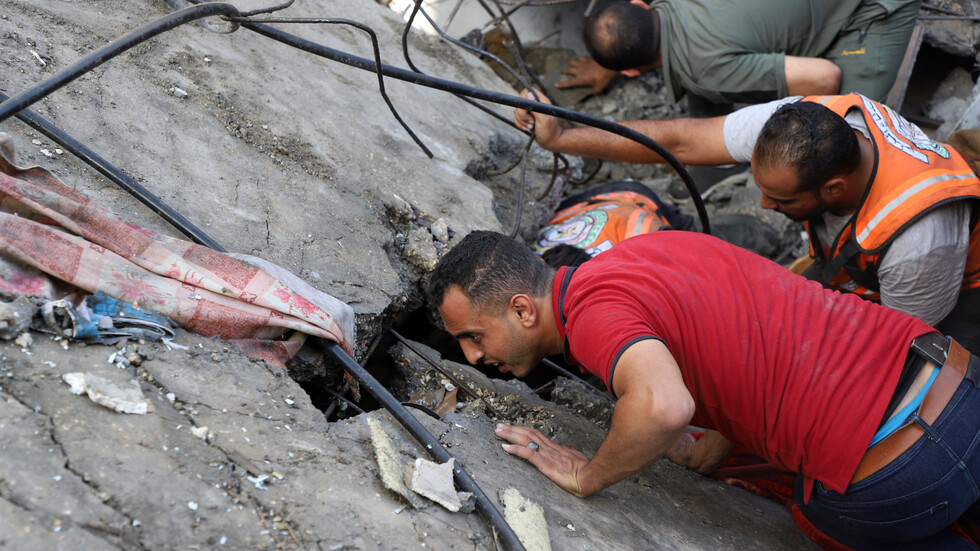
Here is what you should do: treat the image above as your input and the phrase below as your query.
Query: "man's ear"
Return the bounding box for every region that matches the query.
[821,176,846,201]
[620,68,642,78]
[628,0,648,7]
[510,294,537,328]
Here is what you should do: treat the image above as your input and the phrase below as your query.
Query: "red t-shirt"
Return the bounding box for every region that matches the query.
[552,231,934,492]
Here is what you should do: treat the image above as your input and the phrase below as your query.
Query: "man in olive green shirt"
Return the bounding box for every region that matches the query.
[561,0,920,110]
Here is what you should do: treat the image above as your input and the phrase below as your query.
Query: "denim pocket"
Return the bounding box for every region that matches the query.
[838,501,949,542]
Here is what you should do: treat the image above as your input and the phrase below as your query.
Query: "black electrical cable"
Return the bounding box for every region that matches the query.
[226,17,713,234]
[475,0,553,102]
[0,92,224,251]
[0,0,710,233]
[0,7,539,547]
[400,0,521,130]
[415,4,537,95]
[233,16,433,158]
[0,3,242,123]
[319,340,526,551]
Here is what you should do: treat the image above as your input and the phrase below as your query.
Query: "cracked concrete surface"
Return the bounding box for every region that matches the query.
[0,328,817,550]
[0,0,517,341]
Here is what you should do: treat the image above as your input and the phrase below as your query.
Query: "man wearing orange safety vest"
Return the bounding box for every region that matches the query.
[515,92,980,353]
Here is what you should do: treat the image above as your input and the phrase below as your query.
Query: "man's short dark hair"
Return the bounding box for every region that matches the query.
[426,231,554,313]
[753,101,861,194]
[542,244,592,269]
[584,2,659,71]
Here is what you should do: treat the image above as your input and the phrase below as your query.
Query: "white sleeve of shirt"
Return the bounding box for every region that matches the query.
[722,96,802,163]
[878,202,972,325]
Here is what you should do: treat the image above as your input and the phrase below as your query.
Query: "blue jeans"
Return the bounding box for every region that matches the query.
[795,370,980,550]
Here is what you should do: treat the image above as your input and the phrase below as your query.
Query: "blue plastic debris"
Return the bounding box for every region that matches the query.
[39,292,174,343]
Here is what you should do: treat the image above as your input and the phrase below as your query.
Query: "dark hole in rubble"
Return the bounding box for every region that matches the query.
[902,43,977,132]
[294,305,607,422]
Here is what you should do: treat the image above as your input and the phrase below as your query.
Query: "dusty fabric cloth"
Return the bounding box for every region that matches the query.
[0,133,353,367]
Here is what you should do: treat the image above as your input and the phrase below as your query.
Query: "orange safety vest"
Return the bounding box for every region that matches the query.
[802,94,980,301]
[535,190,672,257]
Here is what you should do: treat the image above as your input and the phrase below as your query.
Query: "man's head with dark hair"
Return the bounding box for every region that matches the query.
[426,230,554,313]
[584,2,659,71]
[542,244,593,269]
[427,231,557,378]
[751,101,862,221]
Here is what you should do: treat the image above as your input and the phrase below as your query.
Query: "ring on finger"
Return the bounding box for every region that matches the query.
[527,441,539,452]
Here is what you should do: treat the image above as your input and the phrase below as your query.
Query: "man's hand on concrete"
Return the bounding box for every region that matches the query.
[665,430,735,475]
[495,423,591,498]
[513,89,562,149]
[556,56,618,94]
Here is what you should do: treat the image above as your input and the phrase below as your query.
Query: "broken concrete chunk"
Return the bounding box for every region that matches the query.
[499,487,552,551]
[0,297,36,340]
[191,425,214,443]
[368,418,425,508]
[407,457,461,512]
[403,226,439,272]
[62,372,148,415]
[456,491,476,514]
[430,218,449,243]
[388,193,415,223]
[14,331,32,349]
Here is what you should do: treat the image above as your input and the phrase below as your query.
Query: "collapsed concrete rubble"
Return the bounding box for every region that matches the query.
[3,0,980,549]
[0,329,813,549]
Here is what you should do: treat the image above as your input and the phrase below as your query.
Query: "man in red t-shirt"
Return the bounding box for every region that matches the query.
[426,230,980,549]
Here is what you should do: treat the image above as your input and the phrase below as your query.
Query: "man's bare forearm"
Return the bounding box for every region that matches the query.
[576,374,694,496]
[542,117,735,166]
